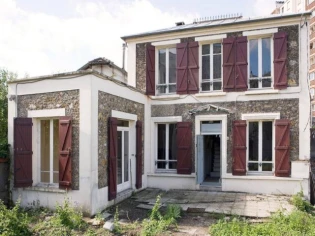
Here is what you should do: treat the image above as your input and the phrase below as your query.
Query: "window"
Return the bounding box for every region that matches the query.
[40,119,59,184]
[248,37,272,89]
[248,121,273,173]
[281,7,284,13]
[201,43,222,92]
[156,123,177,170]
[157,48,177,94]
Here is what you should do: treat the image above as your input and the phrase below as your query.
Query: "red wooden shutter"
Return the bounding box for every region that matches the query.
[275,119,290,177]
[187,42,199,94]
[235,36,248,91]
[136,120,143,189]
[108,117,118,200]
[233,120,247,175]
[14,118,33,188]
[177,122,192,174]
[274,32,288,90]
[146,43,156,95]
[223,37,236,92]
[59,116,72,189]
[176,43,188,94]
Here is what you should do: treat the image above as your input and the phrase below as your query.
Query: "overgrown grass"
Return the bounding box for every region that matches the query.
[209,192,315,236]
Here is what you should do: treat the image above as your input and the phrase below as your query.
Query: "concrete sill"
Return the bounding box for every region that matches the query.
[245,89,279,95]
[20,186,67,193]
[195,92,226,97]
[150,94,181,100]
[148,173,196,178]
[222,174,304,181]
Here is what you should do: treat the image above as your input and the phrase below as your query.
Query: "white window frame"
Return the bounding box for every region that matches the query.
[199,42,223,92]
[155,46,177,95]
[247,36,274,90]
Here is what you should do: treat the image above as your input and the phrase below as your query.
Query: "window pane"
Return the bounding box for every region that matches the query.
[213,82,222,91]
[159,49,166,84]
[249,39,258,78]
[169,85,176,93]
[249,122,259,161]
[124,131,129,182]
[158,86,166,94]
[157,162,166,169]
[169,124,177,161]
[262,38,271,77]
[262,121,273,162]
[169,48,176,83]
[213,54,221,79]
[53,173,59,183]
[169,162,177,169]
[248,163,258,171]
[117,131,122,184]
[202,56,210,80]
[201,82,210,91]
[249,79,259,89]
[262,163,272,171]
[262,78,272,88]
[202,44,210,55]
[213,43,221,54]
[53,120,59,183]
[157,124,166,162]
[41,120,50,183]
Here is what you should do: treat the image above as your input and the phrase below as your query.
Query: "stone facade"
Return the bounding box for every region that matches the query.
[98,91,145,189]
[17,90,80,190]
[152,98,299,173]
[180,37,195,43]
[136,43,146,93]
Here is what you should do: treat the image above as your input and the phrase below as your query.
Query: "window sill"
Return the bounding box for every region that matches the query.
[245,89,279,95]
[16,185,67,193]
[148,172,195,178]
[150,94,181,100]
[195,92,226,97]
[222,174,304,181]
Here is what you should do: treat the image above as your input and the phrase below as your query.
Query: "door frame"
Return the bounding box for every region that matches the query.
[117,127,131,192]
[195,114,228,184]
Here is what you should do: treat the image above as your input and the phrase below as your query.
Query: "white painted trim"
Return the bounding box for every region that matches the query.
[223,174,303,181]
[147,173,195,178]
[111,110,137,121]
[150,94,181,100]
[242,113,280,120]
[152,39,180,46]
[195,92,226,97]
[151,116,182,123]
[245,89,279,95]
[28,108,65,118]
[243,28,278,36]
[195,34,227,42]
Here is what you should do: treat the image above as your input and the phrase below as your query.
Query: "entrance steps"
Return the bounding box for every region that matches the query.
[199,184,222,192]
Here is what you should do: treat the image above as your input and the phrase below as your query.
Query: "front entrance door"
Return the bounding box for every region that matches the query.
[117,127,130,192]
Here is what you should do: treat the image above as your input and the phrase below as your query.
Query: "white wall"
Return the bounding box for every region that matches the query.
[91,65,127,83]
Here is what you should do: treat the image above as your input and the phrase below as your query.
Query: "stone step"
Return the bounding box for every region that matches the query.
[199,185,222,191]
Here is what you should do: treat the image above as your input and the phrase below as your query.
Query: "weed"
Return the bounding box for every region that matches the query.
[114,206,122,234]
[291,190,313,213]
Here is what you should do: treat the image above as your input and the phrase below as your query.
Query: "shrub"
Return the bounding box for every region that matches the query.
[291,190,313,213]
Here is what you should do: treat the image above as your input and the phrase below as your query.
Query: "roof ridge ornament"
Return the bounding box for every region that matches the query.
[188,104,232,115]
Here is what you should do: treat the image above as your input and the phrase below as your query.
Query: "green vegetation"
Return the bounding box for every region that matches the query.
[209,192,315,236]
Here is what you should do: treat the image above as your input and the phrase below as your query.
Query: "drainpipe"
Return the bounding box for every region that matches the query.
[122,43,127,70]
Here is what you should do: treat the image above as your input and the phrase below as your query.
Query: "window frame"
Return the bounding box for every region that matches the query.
[155,46,177,95]
[199,41,223,92]
[247,35,274,90]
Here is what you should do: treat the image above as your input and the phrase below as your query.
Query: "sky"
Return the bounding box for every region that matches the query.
[0,0,277,78]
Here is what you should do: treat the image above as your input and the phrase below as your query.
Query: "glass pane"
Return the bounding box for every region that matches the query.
[53,173,59,184]
[249,39,258,78]
[262,78,272,88]
[53,120,59,174]
[262,121,273,162]
[169,162,177,169]
[202,44,210,55]
[249,79,259,89]
[262,163,272,171]
[41,120,50,183]
[202,56,210,80]
[213,82,222,91]
[169,124,177,161]
[158,49,166,84]
[201,82,210,91]
[158,86,166,94]
[169,85,176,93]
[213,43,221,54]
[124,131,129,182]
[213,54,221,79]
[169,48,177,83]
[262,38,271,77]
[248,163,258,171]
[157,162,166,169]
[157,124,166,161]
[249,122,259,161]
[117,131,122,185]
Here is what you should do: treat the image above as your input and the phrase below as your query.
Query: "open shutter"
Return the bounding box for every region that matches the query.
[14,118,33,188]
[177,122,192,174]
[146,43,155,95]
[275,119,290,177]
[187,42,199,93]
[235,36,248,91]
[108,117,118,200]
[223,37,236,92]
[232,120,247,175]
[136,120,143,189]
[274,32,288,90]
[59,116,72,189]
[176,43,188,94]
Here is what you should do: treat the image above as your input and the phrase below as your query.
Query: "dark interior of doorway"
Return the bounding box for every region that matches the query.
[203,135,221,183]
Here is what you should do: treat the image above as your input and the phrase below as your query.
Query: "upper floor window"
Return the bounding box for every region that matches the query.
[201,43,222,92]
[248,37,272,89]
[157,47,177,94]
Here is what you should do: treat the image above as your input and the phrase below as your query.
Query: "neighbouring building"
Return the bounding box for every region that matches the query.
[8,12,312,216]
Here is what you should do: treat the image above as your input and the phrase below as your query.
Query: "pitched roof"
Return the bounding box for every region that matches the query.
[78,57,127,75]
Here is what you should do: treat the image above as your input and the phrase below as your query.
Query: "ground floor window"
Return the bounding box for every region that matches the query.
[157,123,177,170]
[40,119,59,184]
[248,121,273,172]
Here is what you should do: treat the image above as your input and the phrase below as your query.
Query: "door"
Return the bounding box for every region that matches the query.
[117,128,130,192]
[197,135,204,184]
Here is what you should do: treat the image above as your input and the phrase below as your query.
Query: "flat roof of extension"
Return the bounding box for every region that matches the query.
[121,12,311,41]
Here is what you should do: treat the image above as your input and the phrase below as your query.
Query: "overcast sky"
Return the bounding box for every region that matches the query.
[0,0,278,78]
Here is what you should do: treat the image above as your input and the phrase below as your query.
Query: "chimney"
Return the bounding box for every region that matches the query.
[276,1,284,9]
[122,43,127,70]
[175,21,185,26]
